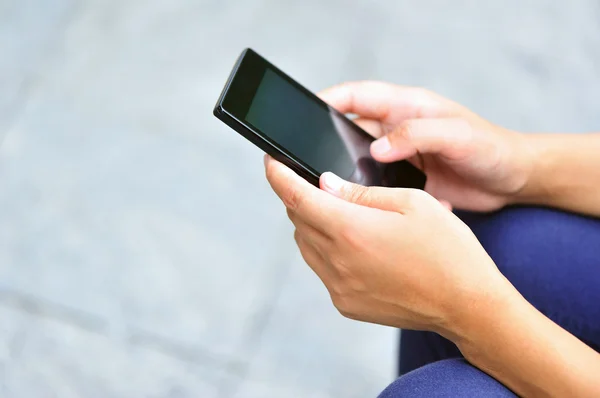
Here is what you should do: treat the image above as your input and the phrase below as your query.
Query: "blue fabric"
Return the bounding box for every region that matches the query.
[380,206,600,397]
[379,359,516,397]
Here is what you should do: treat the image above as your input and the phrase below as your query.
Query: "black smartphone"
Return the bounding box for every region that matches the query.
[213,48,426,189]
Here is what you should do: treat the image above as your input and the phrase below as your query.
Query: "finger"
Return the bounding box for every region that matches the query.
[320,172,437,213]
[370,118,476,163]
[287,208,332,245]
[353,118,391,139]
[318,81,461,123]
[351,118,425,170]
[265,155,351,235]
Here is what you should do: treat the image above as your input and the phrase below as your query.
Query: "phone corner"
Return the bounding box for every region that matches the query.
[418,173,427,190]
[213,103,224,118]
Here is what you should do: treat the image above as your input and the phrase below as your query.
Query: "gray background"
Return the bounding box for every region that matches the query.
[1,1,599,397]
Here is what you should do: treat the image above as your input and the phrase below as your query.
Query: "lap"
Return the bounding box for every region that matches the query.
[458,206,600,350]
[379,359,516,398]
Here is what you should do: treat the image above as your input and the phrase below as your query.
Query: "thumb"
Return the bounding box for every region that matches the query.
[320,172,420,213]
[370,118,476,163]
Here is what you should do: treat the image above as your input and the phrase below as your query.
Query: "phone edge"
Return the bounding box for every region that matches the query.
[213,49,320,187]
[215,108,320,187]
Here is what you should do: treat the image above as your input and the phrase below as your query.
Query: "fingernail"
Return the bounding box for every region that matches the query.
[371,136,392,155]
[263,154,269,167]
[322,172,345,192]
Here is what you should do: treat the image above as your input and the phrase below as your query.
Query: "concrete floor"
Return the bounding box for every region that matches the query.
[1,1,599,397]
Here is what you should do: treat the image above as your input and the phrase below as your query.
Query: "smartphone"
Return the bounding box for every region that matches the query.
[213,48,426,189]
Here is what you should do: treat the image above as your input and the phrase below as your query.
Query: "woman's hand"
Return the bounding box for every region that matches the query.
[319,81,534,212]
[264,155,516,338]
[265,156,600,397]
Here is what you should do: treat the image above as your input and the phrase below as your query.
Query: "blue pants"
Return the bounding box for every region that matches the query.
[378,206,600,397]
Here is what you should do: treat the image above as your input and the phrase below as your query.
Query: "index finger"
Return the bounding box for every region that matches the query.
[318,81,459,123]
[264,156,349,235]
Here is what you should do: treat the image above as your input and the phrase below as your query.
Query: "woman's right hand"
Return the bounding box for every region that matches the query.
[319,81,534,212]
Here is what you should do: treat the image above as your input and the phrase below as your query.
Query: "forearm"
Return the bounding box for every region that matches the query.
[516,133,600,217]
[453,281,600,397]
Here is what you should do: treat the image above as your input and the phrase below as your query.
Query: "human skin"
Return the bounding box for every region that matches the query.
[264,81,600,397]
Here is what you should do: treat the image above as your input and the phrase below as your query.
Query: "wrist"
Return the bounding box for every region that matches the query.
[446,267,600,397]
[509,133,561,206]
[439,273,525,353]
[500,130,539,206]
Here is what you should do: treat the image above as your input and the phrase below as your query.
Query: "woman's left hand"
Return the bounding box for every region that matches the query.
[264,155,517,340]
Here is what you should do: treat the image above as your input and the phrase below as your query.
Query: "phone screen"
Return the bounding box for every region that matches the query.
[245,68,369,180]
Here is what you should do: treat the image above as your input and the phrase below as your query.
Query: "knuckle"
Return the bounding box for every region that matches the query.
[293,229,300,244]
[347,186,370,204]
[327,262,365,320]
[396,120,416,141]
[330,254,352,278]
[336,305,355,319]
[283,187,302,211]
[338,223,362,249]
[331,256,367,291]
[329,280,346,299]
[333,81,359,102]
[286,208,297,224]
[412,88,434,118]
[294,231,312,257]
[330,289,355,319]
[404,188,429,209]
[451,118,476,145]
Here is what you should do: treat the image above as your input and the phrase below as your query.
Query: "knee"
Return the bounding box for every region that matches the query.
[456,206,599,281]
[379,359,516,397]
[455,206,600,340]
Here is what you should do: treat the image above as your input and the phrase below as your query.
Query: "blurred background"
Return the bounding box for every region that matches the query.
[1,1,600,397]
